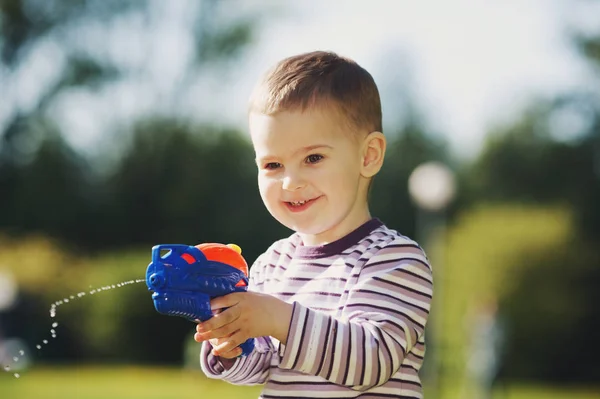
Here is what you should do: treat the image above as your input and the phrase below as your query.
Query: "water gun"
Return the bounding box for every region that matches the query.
[146,243,255,356]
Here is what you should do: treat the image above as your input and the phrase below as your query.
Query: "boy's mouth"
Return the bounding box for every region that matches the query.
[284,196,321,212]
[290,200,307,206]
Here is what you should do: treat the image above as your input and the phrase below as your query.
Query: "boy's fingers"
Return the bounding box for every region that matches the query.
[211,331,244,355]
[196,318,239,340]
[211,346,242,359]
[208,334,242,358]
[197,306,241,333]
[210,292,242,310]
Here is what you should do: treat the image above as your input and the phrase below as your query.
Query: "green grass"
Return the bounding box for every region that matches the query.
[0,365,263,399]
[435,381,600,399]
[1,365,599,399]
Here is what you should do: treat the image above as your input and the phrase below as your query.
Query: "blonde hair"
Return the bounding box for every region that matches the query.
[249,51,382,134]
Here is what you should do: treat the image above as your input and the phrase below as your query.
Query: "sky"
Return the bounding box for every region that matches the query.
[2,0,600,160]
[212,0,598,158]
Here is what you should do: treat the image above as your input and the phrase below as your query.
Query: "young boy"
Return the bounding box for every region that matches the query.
[194,51,433,398]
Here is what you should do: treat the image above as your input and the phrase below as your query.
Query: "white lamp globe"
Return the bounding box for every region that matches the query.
[408,162,456,212]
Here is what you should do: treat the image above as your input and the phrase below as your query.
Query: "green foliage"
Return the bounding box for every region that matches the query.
[102,119,286,262]
[470,105,577,202]
[449,87,600,385]
[467,97,600,243]
[501,242,600,383]
[433,204,574,385]
[574,33,600,72]
[197,17,254,63]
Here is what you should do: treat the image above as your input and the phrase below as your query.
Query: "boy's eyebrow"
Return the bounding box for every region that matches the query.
[293,144,332,156]
[256,144,333,162]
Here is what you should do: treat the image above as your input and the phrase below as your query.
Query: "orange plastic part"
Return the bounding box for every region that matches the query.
[181,253,196,264]
[195,243,249,278]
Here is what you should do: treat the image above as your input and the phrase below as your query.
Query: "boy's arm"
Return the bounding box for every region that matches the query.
[277,239,432,391]
[200,252,279,385]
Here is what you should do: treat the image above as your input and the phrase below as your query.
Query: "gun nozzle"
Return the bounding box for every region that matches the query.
[149,273,166,289]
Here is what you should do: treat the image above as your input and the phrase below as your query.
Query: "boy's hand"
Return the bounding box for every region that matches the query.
[194,292,293,359]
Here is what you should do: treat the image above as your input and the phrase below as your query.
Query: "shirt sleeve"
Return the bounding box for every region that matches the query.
[200,251,281,385]
[277,239,433,391]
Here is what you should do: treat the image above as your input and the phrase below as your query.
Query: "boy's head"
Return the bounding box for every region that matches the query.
[248,51,386,245]
[249,50,382,137]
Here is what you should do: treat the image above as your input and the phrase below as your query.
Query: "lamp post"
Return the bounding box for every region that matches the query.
[408,161,456,398]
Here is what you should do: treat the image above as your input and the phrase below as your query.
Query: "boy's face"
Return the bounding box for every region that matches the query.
[249,108,371,245]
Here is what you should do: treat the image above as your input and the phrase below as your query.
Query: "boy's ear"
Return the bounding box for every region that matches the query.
[360,131,386,178]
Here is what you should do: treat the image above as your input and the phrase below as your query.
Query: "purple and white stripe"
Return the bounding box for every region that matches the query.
[201,218,432,398]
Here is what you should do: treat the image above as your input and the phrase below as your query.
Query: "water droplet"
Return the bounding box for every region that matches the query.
[52,322,58,328]
[14,373,20,378]
[43,340,48,344]
[36,345,41,350]
[13,357,18,362]
[64,299,69,303]
[52,335,57,338]
[4,365,10,371]
[111,285,115,288]
[70,295,74,299]
[19,350,24,356]
[50,329,56,334]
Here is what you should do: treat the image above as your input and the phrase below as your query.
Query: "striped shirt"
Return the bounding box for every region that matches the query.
[200,218,433,398]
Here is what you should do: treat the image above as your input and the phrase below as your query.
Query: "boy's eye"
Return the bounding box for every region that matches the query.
[264,162,282,170]
[305,154,323,164]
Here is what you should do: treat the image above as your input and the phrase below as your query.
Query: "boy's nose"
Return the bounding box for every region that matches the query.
[282,174,305,191]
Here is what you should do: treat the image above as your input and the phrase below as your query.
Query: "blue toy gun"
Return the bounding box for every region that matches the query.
[146,243,254,356]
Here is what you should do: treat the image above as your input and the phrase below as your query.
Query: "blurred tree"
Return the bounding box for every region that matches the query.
[462,29,600,242]
[0,0,269,366]
[103,119,286,263]
[459,46,600,383]
[0,0,259,252]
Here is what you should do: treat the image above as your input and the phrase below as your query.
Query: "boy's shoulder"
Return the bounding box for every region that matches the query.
[353,222,426,261]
